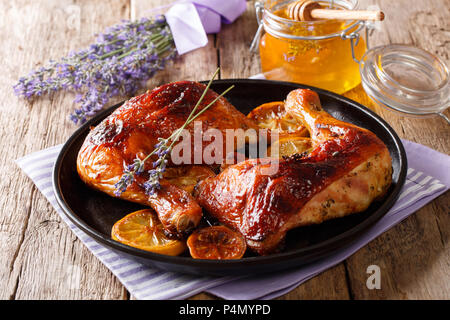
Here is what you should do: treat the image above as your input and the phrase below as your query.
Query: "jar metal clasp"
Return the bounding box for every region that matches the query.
[340,20,374,64]
[250,1,265,53]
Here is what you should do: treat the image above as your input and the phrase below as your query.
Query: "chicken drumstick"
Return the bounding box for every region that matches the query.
[195,89,392,254]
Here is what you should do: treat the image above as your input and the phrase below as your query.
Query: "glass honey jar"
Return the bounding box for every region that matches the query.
[254,0,367,94]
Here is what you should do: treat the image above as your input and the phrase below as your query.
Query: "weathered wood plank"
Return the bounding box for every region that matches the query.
[274,265,351,300]
[218,0,261,79]
[345,199,450,299]
[1,0,448,300]
[0,0,129,299]
[343,0,450,300]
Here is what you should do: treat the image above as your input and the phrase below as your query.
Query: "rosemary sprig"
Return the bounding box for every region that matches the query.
[114,68,234,197]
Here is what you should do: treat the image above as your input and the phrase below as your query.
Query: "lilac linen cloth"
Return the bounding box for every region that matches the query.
[164,0,246,54]
[16,139,449,300]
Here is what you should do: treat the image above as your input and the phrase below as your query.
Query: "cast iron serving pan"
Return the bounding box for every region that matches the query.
[53,79,407,276]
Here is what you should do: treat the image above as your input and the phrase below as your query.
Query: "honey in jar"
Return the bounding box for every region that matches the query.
[259,0,366,94]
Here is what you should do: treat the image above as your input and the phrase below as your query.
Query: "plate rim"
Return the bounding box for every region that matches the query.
[52,79,408,271]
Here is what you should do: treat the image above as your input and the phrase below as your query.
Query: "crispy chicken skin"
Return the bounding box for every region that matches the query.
[195,89,392,254]
[77,81,258,237]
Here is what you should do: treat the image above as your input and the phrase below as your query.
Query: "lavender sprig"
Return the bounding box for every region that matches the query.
[113,157,146,196]
[113,68,234,197]
[14,16,177,125]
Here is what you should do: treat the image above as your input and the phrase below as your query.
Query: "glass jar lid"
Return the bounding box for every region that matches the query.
[359,44,449,121]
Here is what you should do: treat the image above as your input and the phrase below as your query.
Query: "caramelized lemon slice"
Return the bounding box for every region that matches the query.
[187,225,246,260]
[112,209,186,256]
[268,134,312,158]
[247,101,308,137]
[162,166,216,194]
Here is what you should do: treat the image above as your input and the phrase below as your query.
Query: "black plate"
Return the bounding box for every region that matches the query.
[53,79,407,276]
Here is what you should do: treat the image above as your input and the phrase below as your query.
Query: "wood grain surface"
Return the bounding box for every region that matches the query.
[0,0,448,300]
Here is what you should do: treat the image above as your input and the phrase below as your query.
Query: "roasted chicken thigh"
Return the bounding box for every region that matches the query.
[195,89,392,254]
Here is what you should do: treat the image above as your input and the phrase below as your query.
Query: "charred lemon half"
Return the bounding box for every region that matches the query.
[247,101,308,137]
[112,209,186,256]
[187,225,246,260]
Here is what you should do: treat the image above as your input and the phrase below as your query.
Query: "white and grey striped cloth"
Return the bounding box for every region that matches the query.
[16,139,449,299]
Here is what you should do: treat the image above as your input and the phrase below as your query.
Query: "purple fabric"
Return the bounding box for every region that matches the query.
[191,0,247,24]
[400,140,450,185]
[165,0,246,54]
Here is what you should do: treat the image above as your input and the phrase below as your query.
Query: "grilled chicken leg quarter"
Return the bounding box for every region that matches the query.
[195,89,393,255]
[77,81,258,238]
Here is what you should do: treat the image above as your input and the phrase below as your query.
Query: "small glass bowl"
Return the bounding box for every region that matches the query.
[359,44,449,123]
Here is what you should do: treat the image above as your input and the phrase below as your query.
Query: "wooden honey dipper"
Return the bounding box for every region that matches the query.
[286,0,384,21]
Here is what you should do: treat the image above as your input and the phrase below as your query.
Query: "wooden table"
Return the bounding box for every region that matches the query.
[1,0,448,300]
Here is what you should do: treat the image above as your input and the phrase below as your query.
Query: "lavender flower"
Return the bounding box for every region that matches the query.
[113,165,136,197]
[143,162,166,196]
[13,16,177,125]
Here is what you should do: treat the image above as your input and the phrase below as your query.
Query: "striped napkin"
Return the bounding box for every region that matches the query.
[16,139,449,299]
